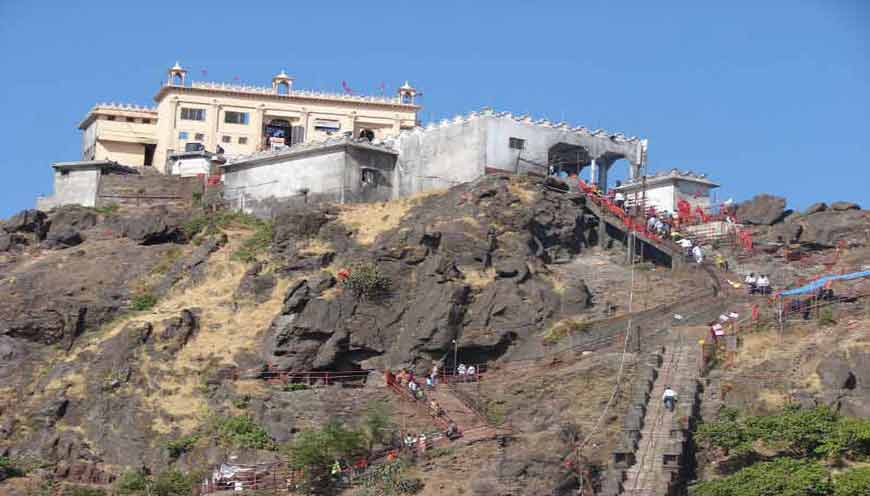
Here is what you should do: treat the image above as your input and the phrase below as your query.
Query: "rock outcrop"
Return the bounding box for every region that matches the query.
[736,194,787,225]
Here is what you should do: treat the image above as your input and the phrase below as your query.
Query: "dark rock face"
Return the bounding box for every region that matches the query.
[272,206,332,260]
[158,308,200,354]
[801,210,869,247]
[235,262,277,303]
[0,233,27,252]
[3,209,48,238]
[155,234,227,295]
[263,175,591,372]
[736,194,787,225]
[42,228,84,250]
[830,201,860,211]
[816,350,870,417]
[94,322,153,388]
[109,207,188,245]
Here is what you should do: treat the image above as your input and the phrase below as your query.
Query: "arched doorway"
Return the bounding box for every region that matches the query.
[547,143,591,178]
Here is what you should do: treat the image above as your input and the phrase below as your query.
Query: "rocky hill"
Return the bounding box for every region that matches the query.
[0,176,868,495]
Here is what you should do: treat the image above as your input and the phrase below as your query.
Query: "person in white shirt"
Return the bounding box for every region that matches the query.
[647,215,658,232]
[692,245,704,264]
[745,273,757,294]
[466,365,476,382]
[614,191,626,210]
[662,386,678,411]
[756,275,771,295]
[457,363,467,379]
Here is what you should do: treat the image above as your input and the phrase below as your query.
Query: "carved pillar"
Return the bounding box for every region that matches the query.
[347,111,357,137]
[589,158,598,185]
[208,100,221,151]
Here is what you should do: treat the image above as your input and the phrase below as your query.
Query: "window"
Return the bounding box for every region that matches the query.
[194,133,205,141]
[106,115,116,121]
[126,117,135,122]
[222,135,231,143]
[179,131,188,140]
[224,111,249,125]
[238,137,248,144]
[142,118,152,124]
[314,119,341,132]
[60,169,69,176]
[180,107,205,121]
[361,169,376,185]
[509,137,525,150]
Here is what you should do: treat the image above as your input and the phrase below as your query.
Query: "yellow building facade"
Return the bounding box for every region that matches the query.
[78,62,421,173]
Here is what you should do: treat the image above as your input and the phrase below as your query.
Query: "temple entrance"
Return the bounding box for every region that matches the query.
[263,118,305,149]
[547,143,591,178]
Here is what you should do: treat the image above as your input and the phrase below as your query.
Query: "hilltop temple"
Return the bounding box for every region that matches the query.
[78,62,420,172]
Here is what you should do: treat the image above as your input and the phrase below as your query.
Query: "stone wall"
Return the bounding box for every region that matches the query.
[97,171,201,210]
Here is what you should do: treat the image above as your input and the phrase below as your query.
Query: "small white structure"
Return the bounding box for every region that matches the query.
[613,169,719,215]
[169,151,218,177]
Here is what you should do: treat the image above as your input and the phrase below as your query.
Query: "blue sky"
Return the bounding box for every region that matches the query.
[0,0,867,217]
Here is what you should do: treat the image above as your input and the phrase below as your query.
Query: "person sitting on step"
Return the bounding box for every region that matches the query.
[662,386,678,412]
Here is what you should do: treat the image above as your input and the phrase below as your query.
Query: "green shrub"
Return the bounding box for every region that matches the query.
[819,307,836,326]
[542,319,590,345]
[151,468,196,496]
[362,401,394,451]
[181,215,208,240]
[93,203,120,215]
[285,420,367,494]
[166,434,199,459]
[212,415,275,450]
[340,263,391,299]
[113,469,149,495]
[232,221,274,263]
[0,455,24,480]
[689,458,832,496]
[130,293,157,311]
[834,467,870,496]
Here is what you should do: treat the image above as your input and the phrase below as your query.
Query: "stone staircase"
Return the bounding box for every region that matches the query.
[601,337,702,496]
[431,385,496,443]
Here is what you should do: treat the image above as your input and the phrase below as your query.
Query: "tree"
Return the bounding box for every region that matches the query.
[690,458,832,496]
[362,401,394,452]
[285,419,367,495]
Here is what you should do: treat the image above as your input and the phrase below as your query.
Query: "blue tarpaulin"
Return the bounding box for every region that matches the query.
[779,270,870,297]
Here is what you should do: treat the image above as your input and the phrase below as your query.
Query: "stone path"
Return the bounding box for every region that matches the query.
[429,385,495,443]
[622,339,699,496]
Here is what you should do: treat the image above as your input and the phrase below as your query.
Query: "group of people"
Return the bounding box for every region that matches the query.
[386,366,446,419]
[744,273,772,295]
[646,212,674,239]
[455,363,478,382]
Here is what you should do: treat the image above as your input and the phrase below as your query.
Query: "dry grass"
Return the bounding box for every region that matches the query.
[462,268,495,290]
[509,181,538,205]
[297,238,333,256]
[337,190,442,245]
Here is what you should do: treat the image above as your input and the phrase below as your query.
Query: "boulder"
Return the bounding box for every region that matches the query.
[158,308,200,353]
[736,194,787,225]
[272,206,331,258]
[803,202,827,215]
[110,208,187,244]
[0,233,27,252]
[560,283,593,314]
[3,209,48,238]
[308,271,336,294]
[155,234,227,295]
[235,262,276,303]
[801,210,869,247]
[831,201,860,211]
[42,227,84,249]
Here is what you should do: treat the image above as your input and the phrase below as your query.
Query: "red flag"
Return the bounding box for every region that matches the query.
[341,80,354,95]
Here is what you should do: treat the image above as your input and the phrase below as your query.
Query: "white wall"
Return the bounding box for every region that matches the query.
[223,151,348,217]
[37,168,101,210]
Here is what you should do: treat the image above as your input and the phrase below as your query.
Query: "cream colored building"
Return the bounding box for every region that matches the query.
[78,62,421,173]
